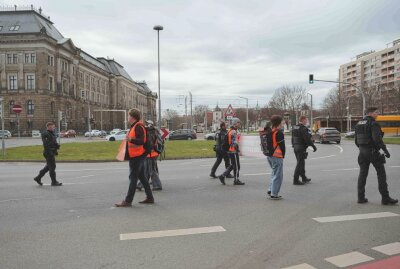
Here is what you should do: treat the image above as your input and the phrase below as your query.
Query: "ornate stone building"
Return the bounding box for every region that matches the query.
[0,7,157,135]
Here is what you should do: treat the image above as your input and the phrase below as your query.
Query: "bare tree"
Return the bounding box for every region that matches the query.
[193,105,209,125]
[268,85,307,122]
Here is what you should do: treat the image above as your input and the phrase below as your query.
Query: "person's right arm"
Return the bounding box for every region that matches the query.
[371,123,390,157]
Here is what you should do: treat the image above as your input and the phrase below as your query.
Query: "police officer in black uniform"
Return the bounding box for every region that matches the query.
[292,115,317,185]
[34,122,62,186]
[355,107,398,205]
[210,122,232,178]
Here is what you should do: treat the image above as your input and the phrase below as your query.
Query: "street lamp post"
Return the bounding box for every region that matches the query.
[154,25,163,130]
[238,96,249,133]
[307,93,313,130]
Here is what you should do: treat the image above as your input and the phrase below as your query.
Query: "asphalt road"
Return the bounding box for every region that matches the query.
[1,140,399,269]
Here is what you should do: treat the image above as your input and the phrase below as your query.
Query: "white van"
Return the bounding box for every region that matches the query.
[32,130,41,138]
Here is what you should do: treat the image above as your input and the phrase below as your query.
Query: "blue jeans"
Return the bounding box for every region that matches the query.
[267,156,283,196]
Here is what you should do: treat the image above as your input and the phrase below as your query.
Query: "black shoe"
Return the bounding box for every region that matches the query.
[382,197,398,205]
[210,173,217,179]
[218,175,226,185]
[233,180,245,185]
[34,177,43,186]
[293,181,305,185]
[226,174,234,178]
[152,187,162,191]
[358,198,368,204]
[267,190,271,195]
[51,181,62,186]
[302,177,311,183]
[269,195,282,200]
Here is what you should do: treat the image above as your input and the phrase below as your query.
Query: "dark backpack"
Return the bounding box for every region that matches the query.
[145,126,165,156]
[260,129,277,157]
[221,130,231,152]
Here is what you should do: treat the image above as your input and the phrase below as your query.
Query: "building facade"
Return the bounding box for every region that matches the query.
[339,39,400,116]
[0,7,157,135]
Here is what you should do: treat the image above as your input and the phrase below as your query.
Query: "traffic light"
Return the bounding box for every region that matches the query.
[309,74,314,84]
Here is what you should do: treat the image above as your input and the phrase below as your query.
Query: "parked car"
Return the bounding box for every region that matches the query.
[110,129,122,135]
[84,129,101,137]
[344,131,355,138]
[31,130,41,138]
[105,130,128,141]
[168,129,197,140]
[0,130,12,138]
[60,129,76,138]
[204,132,216,140]
[313,127,341,144]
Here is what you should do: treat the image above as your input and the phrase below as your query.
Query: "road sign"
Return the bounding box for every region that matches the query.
[12,104,22,114]
[224,104,236,117]
[160,128,169,139]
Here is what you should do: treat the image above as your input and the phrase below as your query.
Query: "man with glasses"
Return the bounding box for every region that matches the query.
[355,107,398,205]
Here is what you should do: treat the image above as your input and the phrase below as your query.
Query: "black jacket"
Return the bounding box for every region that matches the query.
[292,124,315,148]
[42,130,59,155]
[355,116,388,153]
[275,130,286,158]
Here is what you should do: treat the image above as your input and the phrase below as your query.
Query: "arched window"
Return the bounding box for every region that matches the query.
[9,100,15,114]
[27,100,34,115]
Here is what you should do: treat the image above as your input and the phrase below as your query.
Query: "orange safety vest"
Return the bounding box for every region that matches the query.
[228,129,236,152]
[272,128,283,158]
[127,121,147,158]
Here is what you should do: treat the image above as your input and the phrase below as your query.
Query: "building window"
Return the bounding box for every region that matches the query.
[48,76,54,91]
[62,80,67,93]
[27,100,34,115]
[50,102,55,115]
[24,53,35,64]
[8,74,17,90]
[25,54,29,63]
[48,55,54,66]
[13,54,18,64]
[26,74,35,90]
[9,25,20,31]
[9,100,15,114]
[7,54,18,64]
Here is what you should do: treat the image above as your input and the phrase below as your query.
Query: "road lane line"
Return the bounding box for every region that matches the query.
[310,155,336,160]
[313,212,399,223]
[350,255,400,269]
[325,251,374,268]
[120,226,226,241]
[321,168,359,172]
[334,145,344,153]
[372,242,400,256]
[57,168,125,172]
[281,263,318,269]
[0,197,38,203]
[243,172,271,176]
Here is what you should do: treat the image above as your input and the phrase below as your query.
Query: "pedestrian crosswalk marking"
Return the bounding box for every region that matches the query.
[281,263,317,269]
[372,242,400,256]
[325,251,374,268]
[313,212,399,223]
[120,226,226,241]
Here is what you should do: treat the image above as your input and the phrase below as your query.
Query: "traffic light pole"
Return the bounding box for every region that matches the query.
[312,79,366,116]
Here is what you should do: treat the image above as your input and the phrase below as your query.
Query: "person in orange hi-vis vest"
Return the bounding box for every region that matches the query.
[218,117,245,186]
[266,115,286,200]
[115,108,154,207]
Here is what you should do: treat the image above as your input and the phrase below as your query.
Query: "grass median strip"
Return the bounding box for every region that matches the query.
[0,140,215,161]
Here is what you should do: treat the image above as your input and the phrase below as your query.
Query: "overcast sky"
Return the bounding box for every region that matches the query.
[6,0,400,114]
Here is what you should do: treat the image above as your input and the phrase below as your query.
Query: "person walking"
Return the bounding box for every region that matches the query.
[218,118,245,186]
[210,122,232,179]
[266,115,286,200]
[355,107,398,205]
[34,122,62,186]
[292,115,317,185]
[115,109,154,207]
[137,120,163,191]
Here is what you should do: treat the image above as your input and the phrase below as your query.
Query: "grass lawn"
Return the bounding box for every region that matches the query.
[0,140,215,161]
[344,136,400,145]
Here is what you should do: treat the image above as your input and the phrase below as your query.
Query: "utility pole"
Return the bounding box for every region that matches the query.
[238,96,249,133]
[185,95,188,128]
[189,91,193,130]
[307,93,313,130]
[0,97,5,157]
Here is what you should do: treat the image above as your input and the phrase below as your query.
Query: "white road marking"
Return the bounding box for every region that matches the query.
[372,242,400,256]
[243,172,271,176]
[120,226,226,241]
[57,167,125,172]
[40,182,96,186]
[313,212,399,223]
[334,145,344,153]
[325,251,374,268]
[321,168,359,172]
[0,197,38,203]
[64,175,95,180]
[281,264,317,269]
[390,166,400,168]
[310,155,336,160]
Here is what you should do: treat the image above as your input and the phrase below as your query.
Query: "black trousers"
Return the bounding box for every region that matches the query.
[357,146,389,199]
[222,153,240,180]
[293,146,307,182]
[211,151,230,175]
[125,156,153,203]
[37,152,57,182]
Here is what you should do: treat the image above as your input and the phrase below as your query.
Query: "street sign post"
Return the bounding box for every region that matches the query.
[12,104,22,139]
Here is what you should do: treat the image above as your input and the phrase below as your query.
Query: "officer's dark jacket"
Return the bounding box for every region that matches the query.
[291,123,315,147]
[355,116,387,151]
[215,128,227,150]
[42,130,59,155]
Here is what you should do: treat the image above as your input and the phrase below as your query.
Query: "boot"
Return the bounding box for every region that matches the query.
[302,177,311,183]
[233,179,245,185]
[218,175,226,185]
[51,181,62,186]
[209,173,217,178]
[382,197,398,205]
[33,176,43,186]
[293,180,304,185]
[357,197,368,204]
[139,197,154,204]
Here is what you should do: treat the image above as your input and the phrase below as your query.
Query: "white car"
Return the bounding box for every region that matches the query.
[0,130,12,138]
[110,128,122,135]
[105,130,128,141]
[31,130,41,138]
[84,130,101,137]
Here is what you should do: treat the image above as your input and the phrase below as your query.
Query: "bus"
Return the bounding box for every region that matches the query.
[376,115,400,136]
